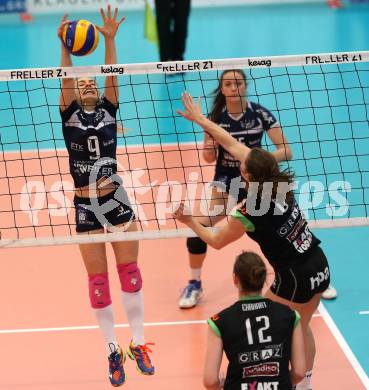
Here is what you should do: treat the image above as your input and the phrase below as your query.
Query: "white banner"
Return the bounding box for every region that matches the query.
[1,51,368,81]
[27,0,324,14]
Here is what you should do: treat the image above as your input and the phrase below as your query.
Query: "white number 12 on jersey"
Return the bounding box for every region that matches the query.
[245,315,272,345]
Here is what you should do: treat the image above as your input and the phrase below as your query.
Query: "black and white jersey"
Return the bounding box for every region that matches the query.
[215,101,279,177]
[60,97,118,188]
[232,197,321,268]
[208,296,300,390]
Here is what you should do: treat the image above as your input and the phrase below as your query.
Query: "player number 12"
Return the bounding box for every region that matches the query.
[245,315,272,345]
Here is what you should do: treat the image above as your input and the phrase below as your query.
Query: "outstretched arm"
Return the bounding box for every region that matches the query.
[58,14,75,111]
[177,92,250,164]
[173,202,245,249]
[97,5,125,106]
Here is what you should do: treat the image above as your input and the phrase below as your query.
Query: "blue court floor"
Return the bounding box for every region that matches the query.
[0,1,369,382]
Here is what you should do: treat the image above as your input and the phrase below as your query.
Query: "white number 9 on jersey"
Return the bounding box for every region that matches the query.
[87,136,101,160]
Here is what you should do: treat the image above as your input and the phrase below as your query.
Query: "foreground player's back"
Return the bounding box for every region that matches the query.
[209,296,299,390]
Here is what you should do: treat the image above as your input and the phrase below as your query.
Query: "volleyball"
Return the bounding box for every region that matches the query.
[62,19,99,56]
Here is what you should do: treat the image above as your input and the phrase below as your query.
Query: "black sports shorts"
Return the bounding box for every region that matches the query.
[270,246,330,303]
[74,186,135,233]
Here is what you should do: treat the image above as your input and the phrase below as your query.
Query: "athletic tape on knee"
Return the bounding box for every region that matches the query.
[187,236,207,254]
[117,262,142,293]
[88,273,112,309]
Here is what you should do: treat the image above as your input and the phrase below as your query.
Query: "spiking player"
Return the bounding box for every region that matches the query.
[178,69,336,309]
[178,69,292,309]
[58,7,154,386]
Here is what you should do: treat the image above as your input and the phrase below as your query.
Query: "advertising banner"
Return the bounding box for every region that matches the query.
[26,0,323,14]
[0,0,26,13]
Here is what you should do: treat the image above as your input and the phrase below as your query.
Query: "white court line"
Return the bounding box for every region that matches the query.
[0,314,322,335]
[0,320,206,335]
[359,311,369,315]
[319,303,369,389]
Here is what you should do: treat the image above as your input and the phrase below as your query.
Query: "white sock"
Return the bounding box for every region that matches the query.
[121,290,145,346]
[296,370,312,390]
[93,304,119,355]
[190,267,202,281]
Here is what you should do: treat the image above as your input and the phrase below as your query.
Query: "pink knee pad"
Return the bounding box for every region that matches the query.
[88,273,112,309]
[117,262,142,293]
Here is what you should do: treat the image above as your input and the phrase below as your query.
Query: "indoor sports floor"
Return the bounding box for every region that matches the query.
[1,2,369,389]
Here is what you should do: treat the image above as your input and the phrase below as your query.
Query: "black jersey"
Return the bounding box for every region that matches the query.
[60,97,118,188]
[208,296,299,390]
[232,196,321,268]
[215,102,279,177]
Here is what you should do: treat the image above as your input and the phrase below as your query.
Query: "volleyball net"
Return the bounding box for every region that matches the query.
[0,50,368,248]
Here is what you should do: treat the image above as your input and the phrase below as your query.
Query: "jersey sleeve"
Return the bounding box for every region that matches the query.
[230,203,255,232]
[60,100,79,122]
[256,104,280,131]
[207,317,222,337]
[293,310,301,328]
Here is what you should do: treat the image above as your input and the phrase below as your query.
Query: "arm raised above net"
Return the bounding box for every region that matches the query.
[96,5,125,106]
[178,92,250,164]
[58,14,75,112]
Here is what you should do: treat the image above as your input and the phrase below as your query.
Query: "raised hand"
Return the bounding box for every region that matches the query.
[57,14,69,41]
[177,91,205,124]
[97,5,125,40]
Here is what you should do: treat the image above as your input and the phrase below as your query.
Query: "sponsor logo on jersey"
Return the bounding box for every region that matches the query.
[292,224,313,254]
[277,201,300,237]
[256,109,275,125]
[238,345,283,364]
[103,138,115,147]
[73,160,115,175]
[241,381,279,390]
[71,142,84,151]
[242,362,279,378]
[243,119,255,129]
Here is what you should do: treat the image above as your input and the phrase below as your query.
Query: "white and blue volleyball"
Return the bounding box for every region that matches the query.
[62,20,99,56]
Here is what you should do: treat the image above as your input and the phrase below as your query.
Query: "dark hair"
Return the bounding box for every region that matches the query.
[233,251,266,292]
[245,148,295,202]
[209,69,247,123]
